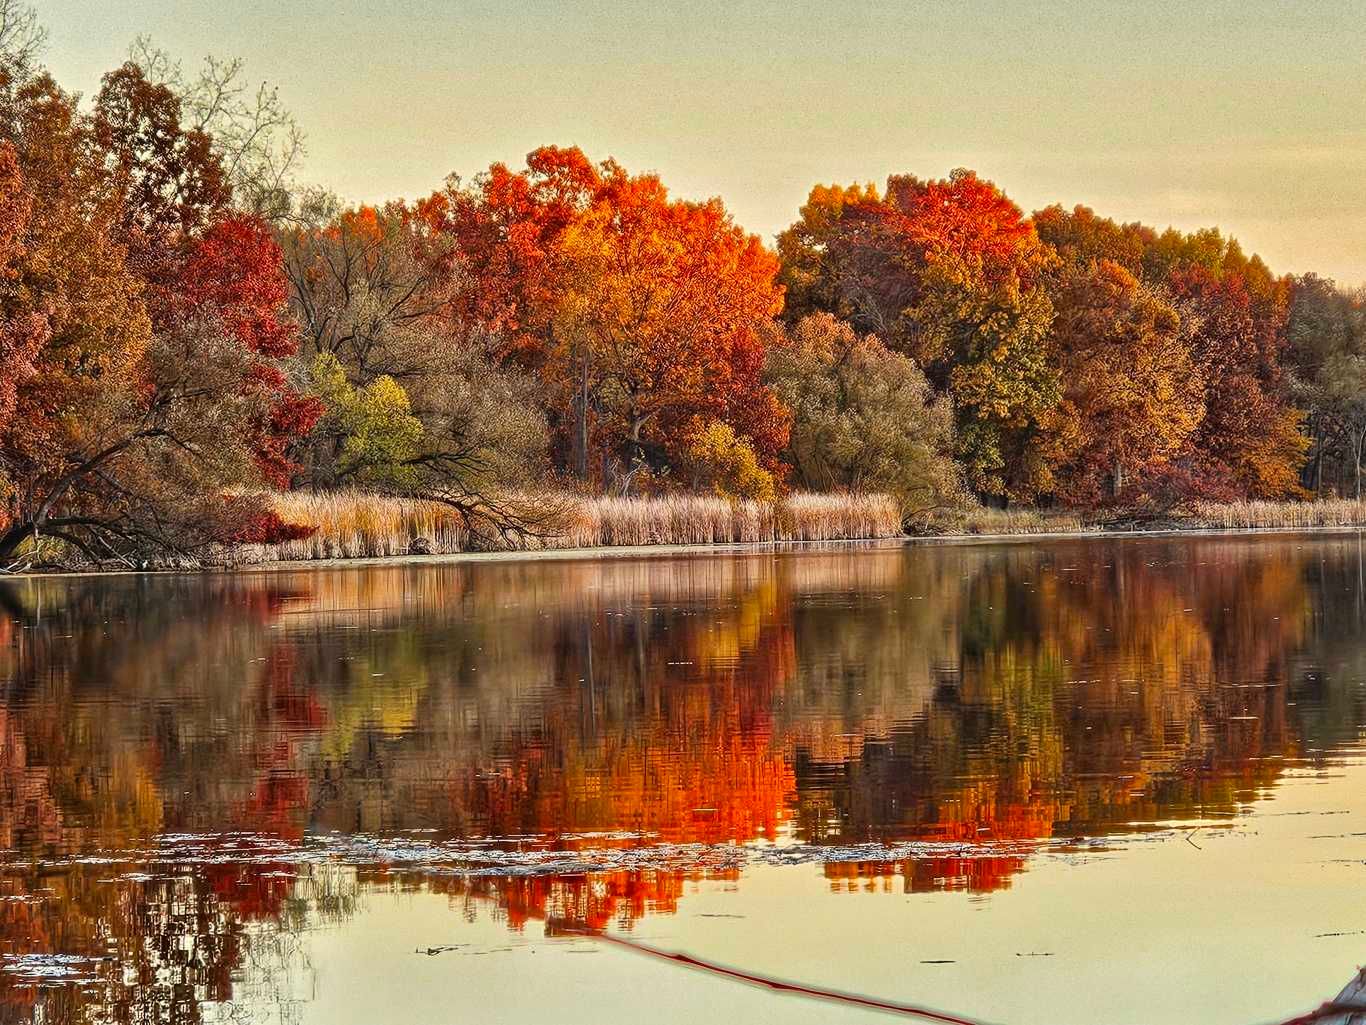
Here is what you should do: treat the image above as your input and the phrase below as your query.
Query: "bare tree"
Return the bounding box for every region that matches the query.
[282,192,458,381]
[282,200,559,545]
[0,0,44,72]
[129,36,305,220]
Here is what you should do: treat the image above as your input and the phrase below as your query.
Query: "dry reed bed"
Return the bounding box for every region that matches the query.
[247,494,1366,565]
[1190,498,1366,530]
[943,499,1366,535]
[253,490,903,562]
[265,491,473,560]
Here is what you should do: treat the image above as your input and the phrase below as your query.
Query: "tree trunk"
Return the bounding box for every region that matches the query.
[575,349,590,481]
[617,414,649,496]
[1355,430,1364,501]
[1303,414,1323,494]
[1314,416,1324,495]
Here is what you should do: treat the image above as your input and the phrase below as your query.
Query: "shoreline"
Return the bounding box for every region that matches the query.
[8,522,1366,579]
[909,522,1366,544]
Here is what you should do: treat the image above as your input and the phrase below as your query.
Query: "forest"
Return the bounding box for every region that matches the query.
[3,1,1366,565]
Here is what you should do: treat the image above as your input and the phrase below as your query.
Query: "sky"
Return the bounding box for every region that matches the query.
[35,0,1366,285]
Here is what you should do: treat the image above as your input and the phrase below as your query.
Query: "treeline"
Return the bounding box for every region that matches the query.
[2,5,1365,564]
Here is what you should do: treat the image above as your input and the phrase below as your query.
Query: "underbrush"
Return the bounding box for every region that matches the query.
[922,506,1095,536]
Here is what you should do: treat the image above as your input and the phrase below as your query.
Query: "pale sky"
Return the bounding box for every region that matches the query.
[36,0,1366,285]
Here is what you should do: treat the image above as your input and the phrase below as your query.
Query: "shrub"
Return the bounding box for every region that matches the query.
[681,420,778,502]
[766,314,963,523]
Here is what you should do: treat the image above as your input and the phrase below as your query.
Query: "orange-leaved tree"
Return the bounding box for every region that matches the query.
[0,67,151,561]
[426,146,788,491]
[775,180,880,325]
[552,164,787,486]
[1166,260,1307,497]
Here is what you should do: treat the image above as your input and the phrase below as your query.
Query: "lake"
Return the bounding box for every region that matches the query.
[1,536,1364,1025]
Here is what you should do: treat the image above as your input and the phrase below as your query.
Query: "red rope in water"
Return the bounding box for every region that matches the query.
[577,931,1362,1025]
[580,930,991,1025]
[1269,1001,1366,1025]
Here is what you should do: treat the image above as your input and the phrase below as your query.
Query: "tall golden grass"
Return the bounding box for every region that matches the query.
[251,490,904,562]
[264,492,473,560]
[240,494,1366,565]
[1190,498,1366,530]
[934,499,1366,535]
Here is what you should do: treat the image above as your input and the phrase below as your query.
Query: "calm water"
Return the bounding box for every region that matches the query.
[1,536,1365,1024]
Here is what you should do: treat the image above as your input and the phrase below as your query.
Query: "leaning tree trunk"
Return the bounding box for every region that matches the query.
[0,522,35,562]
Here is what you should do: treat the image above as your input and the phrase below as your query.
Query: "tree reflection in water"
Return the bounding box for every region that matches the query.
[0,537,1364,1021]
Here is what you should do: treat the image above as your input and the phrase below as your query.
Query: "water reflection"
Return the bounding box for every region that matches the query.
[1,537,1365,1022]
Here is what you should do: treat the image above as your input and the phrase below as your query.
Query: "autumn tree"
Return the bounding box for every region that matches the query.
[308,353,423,488]
[94,61,230,250]
[283,199,551,505]
[0,143,40,435]
[428,147,788,492]
[0,50,316,565]
[1033,203,1307,503]
[551,166,787,488]
[1044,260,1204,504]
[94,61,320,493]
[418,145,599,365]
[0,64,149,561]
[1033,203,1152,278]
[1167,262,1306,497]
[678,421,778,502]
[775,181,879,324]
[765,314,961,520]
[777,170,1059,500]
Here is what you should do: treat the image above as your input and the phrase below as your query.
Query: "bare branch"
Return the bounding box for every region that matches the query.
[129,37,306,220]
[0,0,45,72]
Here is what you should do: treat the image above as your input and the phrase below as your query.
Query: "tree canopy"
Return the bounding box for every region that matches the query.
[5,0,1366,564]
